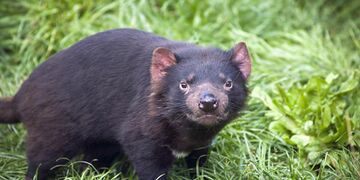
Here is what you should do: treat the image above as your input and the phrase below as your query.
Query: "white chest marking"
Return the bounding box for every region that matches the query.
[171,150,190,159]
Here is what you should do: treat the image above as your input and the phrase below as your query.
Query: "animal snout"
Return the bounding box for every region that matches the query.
[198,93,218,112]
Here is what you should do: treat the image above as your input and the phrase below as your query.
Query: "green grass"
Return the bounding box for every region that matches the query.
[1,0,359,179]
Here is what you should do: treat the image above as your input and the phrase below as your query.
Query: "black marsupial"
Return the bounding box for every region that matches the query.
[0,28,251,180]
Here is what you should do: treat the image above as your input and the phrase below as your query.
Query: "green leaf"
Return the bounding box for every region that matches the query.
[321,105,331,130]
[290,134,311,147]
[325,73,338,84]
[269,121,287,134]
[308,151,322,162]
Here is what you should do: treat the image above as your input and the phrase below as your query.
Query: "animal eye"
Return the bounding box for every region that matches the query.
[224,80,233,90]
[179,81,189,91]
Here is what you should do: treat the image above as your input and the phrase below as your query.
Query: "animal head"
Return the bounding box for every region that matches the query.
[150,42,251,127]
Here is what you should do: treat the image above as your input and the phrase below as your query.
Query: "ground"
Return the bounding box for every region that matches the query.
[0,0,359,179]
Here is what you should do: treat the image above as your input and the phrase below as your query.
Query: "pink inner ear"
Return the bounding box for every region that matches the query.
[232,42,251,80]
[151,47,176,82]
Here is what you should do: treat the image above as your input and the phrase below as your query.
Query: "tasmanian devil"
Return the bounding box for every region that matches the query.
[0,28,251,180]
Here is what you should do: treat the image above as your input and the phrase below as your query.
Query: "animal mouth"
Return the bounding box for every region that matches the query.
[199,114,219,119]
[186,113,225,126]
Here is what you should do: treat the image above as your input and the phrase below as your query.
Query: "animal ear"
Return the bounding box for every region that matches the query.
[151,47,177,83]
[230,42,251,80]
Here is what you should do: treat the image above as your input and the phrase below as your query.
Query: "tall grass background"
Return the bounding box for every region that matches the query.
[0,0,359,179]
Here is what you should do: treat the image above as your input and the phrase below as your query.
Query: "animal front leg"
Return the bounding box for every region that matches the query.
[123,139,175,180]
[185,147,210,178]
[133,157,173,180]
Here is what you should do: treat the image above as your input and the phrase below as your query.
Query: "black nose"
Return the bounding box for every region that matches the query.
[199,93,218,112]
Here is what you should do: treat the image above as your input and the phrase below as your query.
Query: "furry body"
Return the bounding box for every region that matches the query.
[0,28,251,180]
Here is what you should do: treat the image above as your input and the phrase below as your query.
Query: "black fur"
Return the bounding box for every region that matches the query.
[0,28,250,180]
